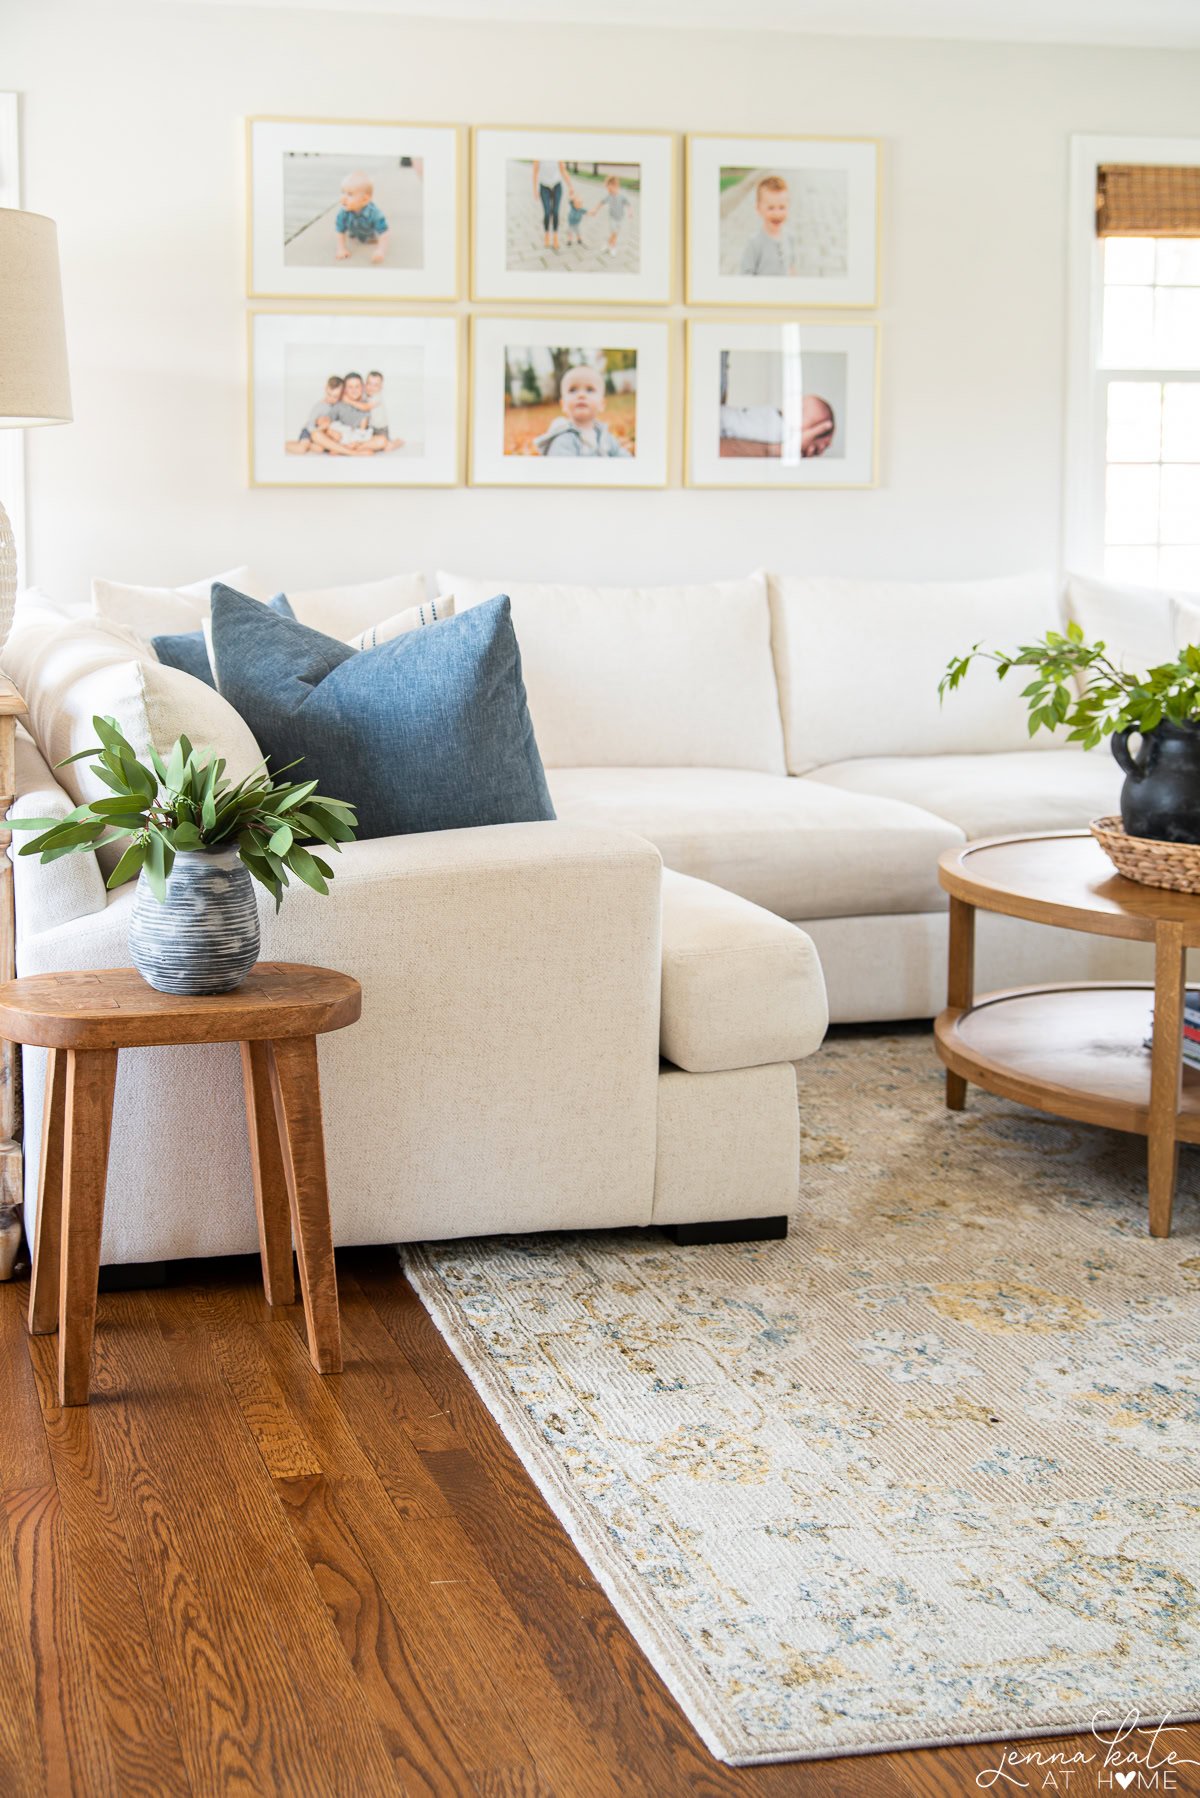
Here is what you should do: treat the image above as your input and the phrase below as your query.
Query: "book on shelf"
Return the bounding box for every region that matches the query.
[1145,990,1200,1068]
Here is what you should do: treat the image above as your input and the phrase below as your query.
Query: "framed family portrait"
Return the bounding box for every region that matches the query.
[686,320,878,488]
[250,312,459,487]
[686,135,879,308]
[471,127,674,305]
[247,117,459,300]
[470,316,670,488]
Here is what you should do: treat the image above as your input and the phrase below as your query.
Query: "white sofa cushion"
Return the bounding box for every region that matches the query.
[1064,572,1182,672]
[92,570,429,642]
[805,748,1123,841]
[11,728,108,934]
[660,869,827,1073]
[4,614,263,873]
[768,572,1064,773]
[439,569,786,773]
[547,766,961,919]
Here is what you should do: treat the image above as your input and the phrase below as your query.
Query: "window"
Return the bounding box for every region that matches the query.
[1065,138,1200,592]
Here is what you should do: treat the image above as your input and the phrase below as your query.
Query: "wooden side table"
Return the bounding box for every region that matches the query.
[0,962,361,1405]
[935,831,1200,1239]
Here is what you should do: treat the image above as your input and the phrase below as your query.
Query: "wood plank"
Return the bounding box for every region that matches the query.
[0,1502,45,1798]
[85,1288,404,1796]
[0,1281,52,1490]
[4,1483,119,1797]
[22,1331,190,1796]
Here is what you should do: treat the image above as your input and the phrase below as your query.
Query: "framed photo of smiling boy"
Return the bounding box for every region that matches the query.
[686,135,878,308]
[247,118,460,300]
[470,317,669,487]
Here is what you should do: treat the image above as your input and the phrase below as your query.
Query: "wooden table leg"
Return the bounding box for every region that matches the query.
[1148,920,1186,1238]
[58,1048,118,1406]
[946,896,976,1111]
[27,1048,67,1335]
[267,1036,342,1375]
[240,1041,295,1307]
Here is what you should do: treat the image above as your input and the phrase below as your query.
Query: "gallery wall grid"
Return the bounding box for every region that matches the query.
[245,118,882,489]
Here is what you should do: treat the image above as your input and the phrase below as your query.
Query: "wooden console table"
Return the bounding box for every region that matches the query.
[935,830,1200,1239]
[0,962,361,1404]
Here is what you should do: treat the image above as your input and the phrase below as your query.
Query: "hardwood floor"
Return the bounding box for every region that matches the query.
[1,1247,1197,1796]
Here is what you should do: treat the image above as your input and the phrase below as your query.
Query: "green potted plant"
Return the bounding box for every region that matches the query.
[941,623,1200,844]
[12,716,358,995]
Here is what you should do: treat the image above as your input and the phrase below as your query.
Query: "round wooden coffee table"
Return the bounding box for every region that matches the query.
[935,830,1200,1238]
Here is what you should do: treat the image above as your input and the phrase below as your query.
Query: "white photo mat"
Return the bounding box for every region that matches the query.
[0,94,25,584]
[250,313,459,487]
[472,128,674,305]
[247,118,459,300]
[470,317,670,488]
[687,320,878,488]
[687,135,878,308]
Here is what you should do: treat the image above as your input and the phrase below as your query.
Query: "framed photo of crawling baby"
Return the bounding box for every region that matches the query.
[247,117,460,300]
[686,320,878,488]
[685,134,879,308]
[469,316,669,488]
[471,127,675,305]
[250,312,460,487]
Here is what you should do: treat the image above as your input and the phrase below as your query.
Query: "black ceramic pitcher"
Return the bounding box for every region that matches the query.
[1112,719,1200,843]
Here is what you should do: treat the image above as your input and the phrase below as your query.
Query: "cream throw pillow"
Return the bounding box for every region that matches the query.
[7,616,264,875]
[202,593,455,682]
[93,570,430,641]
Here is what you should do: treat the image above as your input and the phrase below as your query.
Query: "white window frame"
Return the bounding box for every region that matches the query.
[1064,133,1200,582]
[0,94,23,587]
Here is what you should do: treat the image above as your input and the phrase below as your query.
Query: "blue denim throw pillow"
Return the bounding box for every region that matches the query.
[210,582,555,839]
[152,592,294,687]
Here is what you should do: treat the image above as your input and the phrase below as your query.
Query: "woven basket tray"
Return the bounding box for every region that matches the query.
[1090,816,1200,894]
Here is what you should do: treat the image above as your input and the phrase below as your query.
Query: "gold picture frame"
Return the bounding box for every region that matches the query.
[246,116,462,302]
[685,133,881,309]
[470,126,677,306]
[684,317,880,490]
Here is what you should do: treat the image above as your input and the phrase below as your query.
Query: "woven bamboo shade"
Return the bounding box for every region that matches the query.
[1096,164,1200,237]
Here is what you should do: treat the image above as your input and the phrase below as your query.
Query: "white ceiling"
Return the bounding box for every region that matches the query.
[169,0,1200,48]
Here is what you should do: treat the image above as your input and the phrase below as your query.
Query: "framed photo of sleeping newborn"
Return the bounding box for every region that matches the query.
[686,320,878,489]
[685,135,879,308]
[250,312,460,487]
[469,316,670,487]
[471,127,675,305]
[247,117,460,300]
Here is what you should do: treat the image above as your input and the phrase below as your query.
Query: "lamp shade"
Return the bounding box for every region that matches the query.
[0,208,71,426]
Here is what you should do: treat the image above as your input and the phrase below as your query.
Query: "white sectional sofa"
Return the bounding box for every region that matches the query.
[441,567,1151,1021]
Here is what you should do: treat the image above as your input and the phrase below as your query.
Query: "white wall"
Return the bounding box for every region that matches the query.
[9,0,1200,602]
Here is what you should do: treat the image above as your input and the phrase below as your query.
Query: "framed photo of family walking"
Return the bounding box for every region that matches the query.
[470,316,670,487]
[471,127,675,305]
[247,117,460,300]
[249,312,460,486]
[686,320,879,488]
[685,135,879,308]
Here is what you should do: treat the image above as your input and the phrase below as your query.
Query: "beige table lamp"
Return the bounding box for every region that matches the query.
[0,208,71,651]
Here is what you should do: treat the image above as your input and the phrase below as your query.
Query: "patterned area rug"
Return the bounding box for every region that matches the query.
[404,1031,1200,1765]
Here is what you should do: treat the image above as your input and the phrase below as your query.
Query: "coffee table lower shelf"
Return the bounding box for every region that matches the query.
[934,981,1200,1146]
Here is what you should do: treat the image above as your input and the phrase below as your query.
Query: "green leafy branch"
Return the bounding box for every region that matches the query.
[939,620,1200,750]
[10,715,357,910]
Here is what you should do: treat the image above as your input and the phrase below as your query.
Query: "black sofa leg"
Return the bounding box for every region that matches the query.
[662,1216,788,1246]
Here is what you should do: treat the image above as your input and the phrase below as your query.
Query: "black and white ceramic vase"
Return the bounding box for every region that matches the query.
[129,847,260,996]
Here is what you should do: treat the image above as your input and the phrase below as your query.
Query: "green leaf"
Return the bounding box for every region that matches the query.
[145,830,167,903]
[106,839,148,889]
[268,824,293,856]
[284,843,329,895]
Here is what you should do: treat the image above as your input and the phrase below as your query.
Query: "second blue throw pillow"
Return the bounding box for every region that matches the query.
[209,583,554,840]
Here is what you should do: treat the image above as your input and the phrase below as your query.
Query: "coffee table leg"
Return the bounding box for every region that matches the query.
[58,1048,118,1406]
[240,1041,295,1307]
[267,1037,342,1375]
[946,896,976,1111]
[1148,921,1186,1238]
[28,1048,67,1335]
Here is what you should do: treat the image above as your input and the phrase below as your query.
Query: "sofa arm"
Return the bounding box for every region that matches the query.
[10,726,108,937]
[660,869,828,1073]
[18,820,667,1254]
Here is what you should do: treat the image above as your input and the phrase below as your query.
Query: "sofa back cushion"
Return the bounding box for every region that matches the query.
[1064,572,1183,671]
[768,572,1064,772]
[438,570,785,773]
[93,569,429,642]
